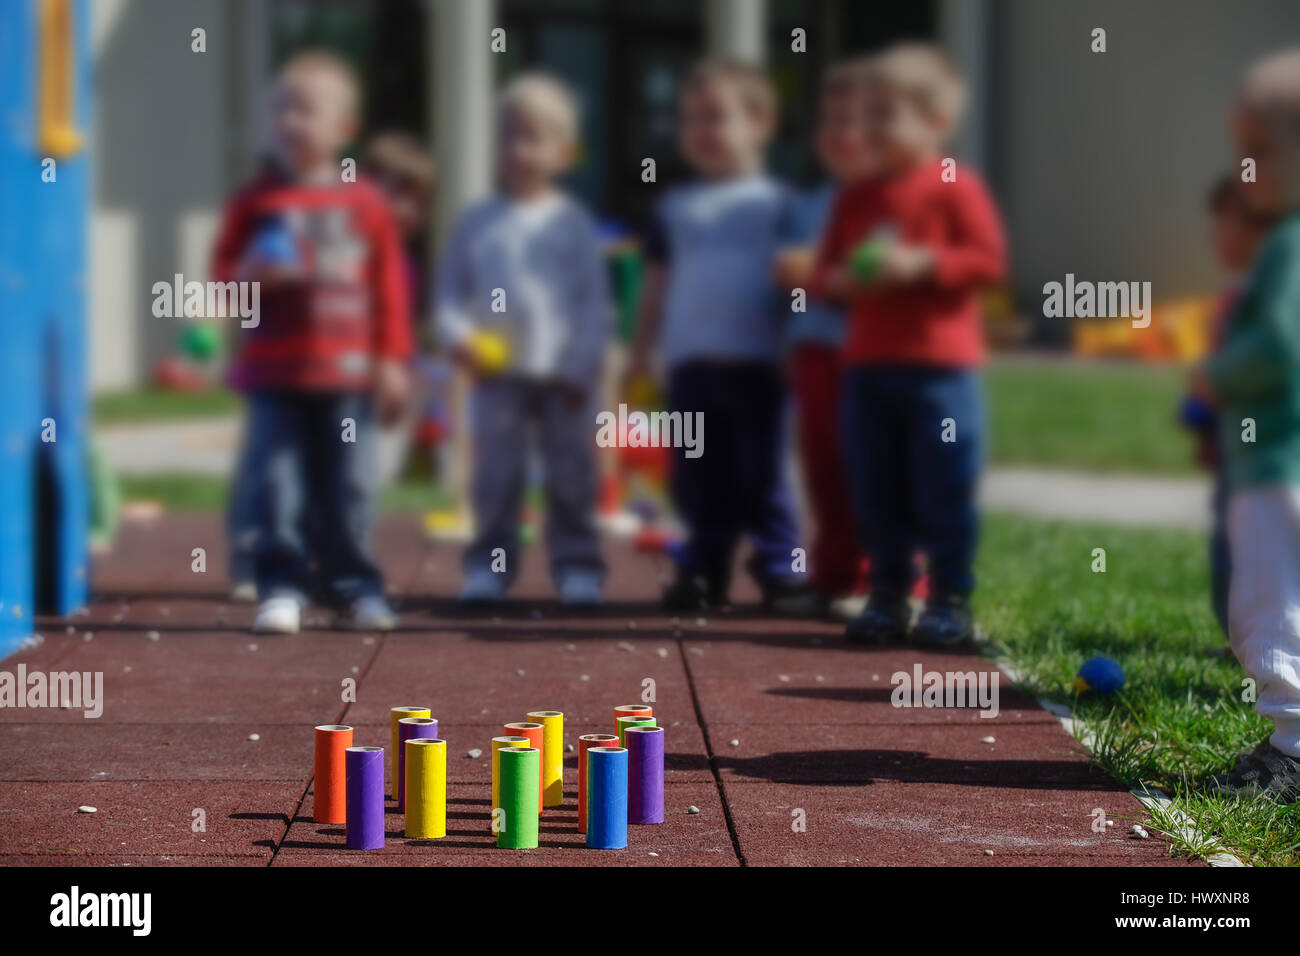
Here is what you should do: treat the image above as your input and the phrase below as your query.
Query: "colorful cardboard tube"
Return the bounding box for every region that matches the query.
[616,714,656,746]
[389,706,431,797]
[313,724,353,824]
[504,722,545,812]
[345,746,385,850]
[496,747,540,849]
[404,738,447,839]
[491,735,530,819]
[614,704,653,725]
[586,746,628,849]
[526,710,564,808]
[577,734,618,834]
[396,717,439,812]
[626,726,665,824]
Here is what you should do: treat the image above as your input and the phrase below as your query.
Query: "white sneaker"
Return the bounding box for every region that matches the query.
[253,596,300,634]
[230,581,259,604]
[347,595,398,631]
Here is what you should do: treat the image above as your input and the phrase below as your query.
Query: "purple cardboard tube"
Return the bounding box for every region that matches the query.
[626,725,665,824]
[345,746,385,849]
[396,717,439,812]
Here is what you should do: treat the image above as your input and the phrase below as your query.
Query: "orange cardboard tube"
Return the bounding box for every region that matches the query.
[614,704,653,728]
[504,722,545,813]
[313,724,353,824]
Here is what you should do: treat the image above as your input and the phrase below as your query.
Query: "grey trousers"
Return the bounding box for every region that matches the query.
[465,376,604,586]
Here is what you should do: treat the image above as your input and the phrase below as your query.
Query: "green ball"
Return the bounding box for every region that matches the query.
[181,323,222,361]
[849,237,889,281]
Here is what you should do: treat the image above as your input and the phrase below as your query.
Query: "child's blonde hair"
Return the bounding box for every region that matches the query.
[1240,48,1300,204]
[499,72,580,146]
[684,59,777,120]
[867,42,966,127]
[280,49,361,119]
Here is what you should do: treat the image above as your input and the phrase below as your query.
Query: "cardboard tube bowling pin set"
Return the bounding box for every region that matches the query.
[318,702,663,852]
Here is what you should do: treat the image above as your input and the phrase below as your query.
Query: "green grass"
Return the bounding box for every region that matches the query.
[94,387,240,426]
[119,474,453,513]
[976,512,1295,865]
[986,359,1196,475]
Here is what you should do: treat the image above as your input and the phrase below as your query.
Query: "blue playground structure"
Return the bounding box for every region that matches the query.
[0,0,92,659]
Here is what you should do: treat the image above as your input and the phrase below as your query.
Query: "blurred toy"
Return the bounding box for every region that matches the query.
[246,218,301,273]
[467,328,511,373]
[849,236,892,281]
[181,322,222,362]
[1073,656,1126,695]
[1179,394,1216,433]
[151,354,208,391]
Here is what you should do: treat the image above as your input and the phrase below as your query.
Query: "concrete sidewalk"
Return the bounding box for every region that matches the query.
[96,416,1212,529]
[0,514,1197,866]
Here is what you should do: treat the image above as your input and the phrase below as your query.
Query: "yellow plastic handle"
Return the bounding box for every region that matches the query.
[39,0,84,158]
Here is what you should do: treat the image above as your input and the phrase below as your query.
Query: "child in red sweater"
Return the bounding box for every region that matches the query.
[213,51,412,634]
[810,44,1006,646]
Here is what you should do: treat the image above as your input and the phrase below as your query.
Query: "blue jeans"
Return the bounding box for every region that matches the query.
[246,391,384,605]
[667,361,801,588]
[841,365,984,598]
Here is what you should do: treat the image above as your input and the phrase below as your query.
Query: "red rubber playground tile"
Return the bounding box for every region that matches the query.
[687,675,1052,727]
[278,781,735,866]
[719,781,1194,867]
[22,629,378,681]
[0,723,311,782]
[0,780,297,859]
[0,514,1202,866]
[0,675,345,726]
[708,722,1116,790]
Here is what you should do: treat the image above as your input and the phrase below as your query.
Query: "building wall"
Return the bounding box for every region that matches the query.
[90,0,238,391]
[992,0,1300,326]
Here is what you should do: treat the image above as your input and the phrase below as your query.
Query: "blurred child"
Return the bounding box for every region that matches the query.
[435,73,610,605]
[626,60,813,614]
[773,58,877,612]
[363,132,437,486]
[1179,175,1274,636]
[1199,49,1300,801]
[809,44,1006,646]
[363,131,436,315]
[213,50,412,633]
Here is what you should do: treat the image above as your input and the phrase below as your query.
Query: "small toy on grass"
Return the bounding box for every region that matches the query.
[1073,656,1126,695]
[1178,394,1216,433]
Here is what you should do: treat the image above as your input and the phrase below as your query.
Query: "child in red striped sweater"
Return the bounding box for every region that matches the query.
[213,51,413,634]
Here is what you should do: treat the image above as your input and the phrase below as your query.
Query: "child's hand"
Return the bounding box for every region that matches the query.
[773,246,816,290]
[823,265,869,301]
[873,242,935,286]
[374,359,411,427]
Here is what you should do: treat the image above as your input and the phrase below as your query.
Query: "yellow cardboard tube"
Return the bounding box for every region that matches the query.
[526,710,565,808]
[492,735,530,818]
[390,706,431,797]
[405,738,447,839]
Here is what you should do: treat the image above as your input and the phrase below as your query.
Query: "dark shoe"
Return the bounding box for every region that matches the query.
[845,590,910,645]
[663,571,722,611]
[1208,740,1300,803]
[911,594,975,648]
[760,578,828,617]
